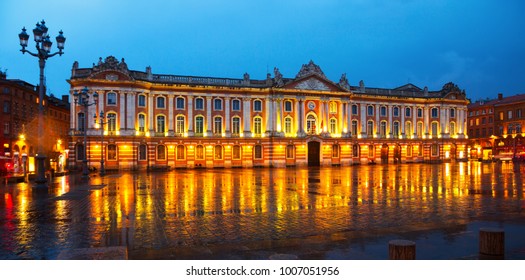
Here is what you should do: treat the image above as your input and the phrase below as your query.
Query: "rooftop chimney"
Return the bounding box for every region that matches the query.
[498,93,503,100]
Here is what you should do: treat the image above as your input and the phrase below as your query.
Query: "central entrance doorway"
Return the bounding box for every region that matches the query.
[308,141,321,166]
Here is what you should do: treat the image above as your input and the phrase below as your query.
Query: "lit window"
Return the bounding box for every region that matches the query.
[176,145,185,160]
[214,145,222,160]
[332,144,339,158]
[232,145,241,160]
[107,144,118,161]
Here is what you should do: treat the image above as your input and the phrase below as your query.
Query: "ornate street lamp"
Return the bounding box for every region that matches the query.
[19,20,66,189]
[94,111,110,176]
[73,87,99,177]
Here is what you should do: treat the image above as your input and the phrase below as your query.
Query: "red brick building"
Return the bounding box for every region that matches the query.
[468,93,525,160]
[0,69,70,174]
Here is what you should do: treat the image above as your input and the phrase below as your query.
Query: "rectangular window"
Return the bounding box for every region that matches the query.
[138,95,146,107]
[286,145,294,159]
[517,109,523,118]
[107,145,117,160]
[431,144,439,157]
[176,145,185,160]
[284,118,292,134]
[3,122,9,135]
[284,101,292,112]
[417,108,423,118]
[332,144,339,158]
[254,100,262,112]
[195,117,204,135]
[352,104,358,115]
[195,98,204,110]
[176,97,185,109]
[214,146,222,160]
[351,120,358,136]
[3,101,10,113]
[232,99,241,111]
[214,99,222,110]
[254,145,262,159]
[107,93,117,105]
[138,145,147,161]
[157,97,165,109]
[508,110,513,119]
[214,117,222,134]
[499,112,504,121]
[380,106,387,117]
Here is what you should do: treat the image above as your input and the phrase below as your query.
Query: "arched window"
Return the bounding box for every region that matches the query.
[107,144,117,161]
[77,112,85,131]
[254,145,263,159]
[138,113,146,132]
[138,144,147,161]
[393,121,400,137]
[380,121,387,138]
[405,121,412,137]
[232,116,241,135]
[417,122,423,138]
[157,145,166,160]
[284,117,293,134]
[306,115,317,134]
[214,116,222,134]
[107,92,117,105]
[214,145,222,160]
[195,145,204,160]
[405,107,411,117]
[76,143,85,161]
[176,115,185,135]
[351,120,358,136]
[431,121,439,136]
[253,117,262,135]
[232,145,242,160]
[195,116,204,135]
[156,96,165,109]
[107,113,117,132]
[417,108,423,118]
[253,100,262,112]
[367,120,374,137]
[329,118,337,134]
[393,106,399,117]
[176,97,185,109]
[176,145,185,160]
[156,115,165,133]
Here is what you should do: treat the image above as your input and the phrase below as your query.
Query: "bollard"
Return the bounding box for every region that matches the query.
[479,228,505,260]
[388,239,416,260]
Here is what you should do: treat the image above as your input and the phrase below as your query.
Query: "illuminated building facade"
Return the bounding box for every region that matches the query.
[0,69,70,174]
[468,93,525,160]
[68,56,469,171]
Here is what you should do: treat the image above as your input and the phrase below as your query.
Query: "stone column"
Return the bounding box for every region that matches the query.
[187,96,194,136]
[127,92,136,134]
[265,97,273,134]
[297,97,305,136]
[413,106,417,138]
[375,105,380,137]
[243,97,252,137]
[360,102,366,138]
[206,96,212,136]
[424,106,429,136]
[401,105,405,139]
[225,97,231,137]
[168,95,174,136]
[119,92,126,132]
[148,94,154,134]
[388,105,393,138]
[339,101,345,135]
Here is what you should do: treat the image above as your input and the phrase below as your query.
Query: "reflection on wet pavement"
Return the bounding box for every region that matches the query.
[1,162,524,259]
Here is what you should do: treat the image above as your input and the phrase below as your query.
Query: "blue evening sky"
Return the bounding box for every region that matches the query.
[1,0,524,101]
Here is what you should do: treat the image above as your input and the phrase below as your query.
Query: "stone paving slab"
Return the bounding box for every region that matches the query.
[56,246,128,260]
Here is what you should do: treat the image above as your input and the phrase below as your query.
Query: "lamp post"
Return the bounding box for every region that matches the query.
[19,20,66,188]
[94,111,109,176]
[73,87,99,177]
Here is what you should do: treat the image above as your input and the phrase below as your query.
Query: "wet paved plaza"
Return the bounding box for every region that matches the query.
[1,162,524,259]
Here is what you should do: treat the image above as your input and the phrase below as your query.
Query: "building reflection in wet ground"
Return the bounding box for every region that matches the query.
[0,162,524,259]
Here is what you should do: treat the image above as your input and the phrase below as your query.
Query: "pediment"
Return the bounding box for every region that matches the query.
[89,69,134,81]
[283,75,343,91]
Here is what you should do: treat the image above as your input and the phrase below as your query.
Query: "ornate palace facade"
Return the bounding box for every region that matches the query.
[68,56,469,171]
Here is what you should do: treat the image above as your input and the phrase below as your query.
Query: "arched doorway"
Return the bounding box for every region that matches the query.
[381,144,389,163]
[308,141,321,166]
[394,144,401,163]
